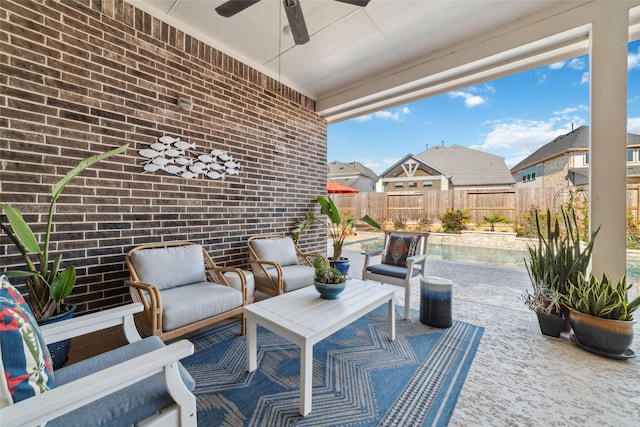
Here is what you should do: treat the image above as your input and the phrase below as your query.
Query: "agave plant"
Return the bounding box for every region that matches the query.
[293,196,380,261]
[564,273,640,321]
[1,144,128,319]
[525,207,599,298]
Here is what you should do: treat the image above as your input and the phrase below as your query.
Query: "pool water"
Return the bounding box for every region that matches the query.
[346,238,640,296]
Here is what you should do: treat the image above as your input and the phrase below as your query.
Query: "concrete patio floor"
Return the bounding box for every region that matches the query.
[342,248,640,426]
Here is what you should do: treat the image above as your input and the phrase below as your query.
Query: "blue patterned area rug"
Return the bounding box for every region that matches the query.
[182,305,483,427]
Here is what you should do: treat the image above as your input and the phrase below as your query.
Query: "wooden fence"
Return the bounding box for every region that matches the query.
[333,185,640,227]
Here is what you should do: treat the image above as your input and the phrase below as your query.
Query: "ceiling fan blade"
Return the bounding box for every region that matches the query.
[333,0,371,6]
[283,0,310,45]
[215,0,262,18]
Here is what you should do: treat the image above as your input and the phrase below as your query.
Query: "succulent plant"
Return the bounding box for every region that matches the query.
[564,273,640,321]
[311,255,347,285]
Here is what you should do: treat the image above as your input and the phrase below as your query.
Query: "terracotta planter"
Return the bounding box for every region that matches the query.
[568,308,635,355]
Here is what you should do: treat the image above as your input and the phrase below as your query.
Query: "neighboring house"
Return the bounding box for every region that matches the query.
[511,126,640,188]
[327,161,378,192]
[379,145,514,192]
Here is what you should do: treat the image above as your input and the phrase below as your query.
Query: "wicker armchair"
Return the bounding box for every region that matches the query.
[247,234,324,297]
[125,241,249,341]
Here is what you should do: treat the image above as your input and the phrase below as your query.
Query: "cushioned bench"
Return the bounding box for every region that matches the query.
[125,241,249,341]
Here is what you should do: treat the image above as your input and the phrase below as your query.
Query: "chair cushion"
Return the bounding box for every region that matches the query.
[130,244,207,290]
[160,282,242,331]
[49,336,195,427]
[366,263,422,279]
[382,234,422,267]
[250,237,298,268]
[0,275,54,408]
[268,265,314,292]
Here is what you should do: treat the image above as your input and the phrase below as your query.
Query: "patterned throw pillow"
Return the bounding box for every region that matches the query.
[382,235,422,267]
[0,275,54,407]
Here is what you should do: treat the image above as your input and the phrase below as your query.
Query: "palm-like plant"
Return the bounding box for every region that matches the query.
[482,213,510,232]
[293,196,380,260]
[1,144,128,319]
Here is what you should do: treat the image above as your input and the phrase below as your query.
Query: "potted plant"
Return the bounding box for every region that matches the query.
[1,144,128,367]
[310,255,347,300]
[524,207,599,331]
[293,196,380,274]
[564,272,640,357]
[523,286,564,338]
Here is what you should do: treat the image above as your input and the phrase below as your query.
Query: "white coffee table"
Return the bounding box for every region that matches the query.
[245,279,396,416]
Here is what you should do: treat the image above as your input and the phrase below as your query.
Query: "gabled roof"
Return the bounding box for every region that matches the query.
[379,154,449,179]
[414,145,514,186]
[328,161,378,181]
[511,126,640,172]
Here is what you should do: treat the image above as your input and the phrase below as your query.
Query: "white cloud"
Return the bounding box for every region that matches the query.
[477,120,582,167]
[629,117,640,134]
[553,105,588,116]
[548,61,565,70]
[629,48,640,71]
[353,107,411,122]
[580,72,589,85]
[449,91,487,108]
[567,58,585,70]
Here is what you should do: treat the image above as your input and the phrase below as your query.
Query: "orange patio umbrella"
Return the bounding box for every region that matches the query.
[327,181,360,194]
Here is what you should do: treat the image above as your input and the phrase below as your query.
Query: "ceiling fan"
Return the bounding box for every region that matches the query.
[215,0,371,45]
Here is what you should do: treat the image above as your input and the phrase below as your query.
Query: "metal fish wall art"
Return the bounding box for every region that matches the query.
[139,136,240,180]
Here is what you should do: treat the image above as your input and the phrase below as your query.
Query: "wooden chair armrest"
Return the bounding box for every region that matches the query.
[209,266,249,302]
[0,340,195,427]
[40,303,143,345]
[249,259,279,268]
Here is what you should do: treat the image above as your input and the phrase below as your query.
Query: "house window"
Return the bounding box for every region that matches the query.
[394,182,404,188]
[585,152,589,164]
[408,182,417,188]
[628,149,634,162]
[423,182,432,187]
[521,167,537,182]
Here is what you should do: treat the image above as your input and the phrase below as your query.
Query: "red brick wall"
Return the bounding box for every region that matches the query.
[0,0,327,314]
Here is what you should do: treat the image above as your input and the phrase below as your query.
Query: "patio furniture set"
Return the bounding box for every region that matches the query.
[1,231,442,425]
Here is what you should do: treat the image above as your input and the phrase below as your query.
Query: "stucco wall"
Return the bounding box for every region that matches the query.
[0,0,327,314]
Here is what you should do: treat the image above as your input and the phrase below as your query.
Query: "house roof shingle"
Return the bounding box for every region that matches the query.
[511,126,640,172]
[328,160,378,180]
[413,144,514,186]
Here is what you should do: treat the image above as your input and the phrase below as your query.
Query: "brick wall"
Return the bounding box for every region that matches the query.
[0,0,327,314]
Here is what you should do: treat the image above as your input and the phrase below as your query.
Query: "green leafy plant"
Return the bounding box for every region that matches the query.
[311,255,347,284]
[440,208,471,234]
[564,273,640,321]
[482,213,510,232]
[525,207,599,298]
[293,196,380,260]
[523,287,563,316]
[1,144,128,319]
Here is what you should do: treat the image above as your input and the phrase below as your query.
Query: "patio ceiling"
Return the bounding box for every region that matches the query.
[130,0,640,122]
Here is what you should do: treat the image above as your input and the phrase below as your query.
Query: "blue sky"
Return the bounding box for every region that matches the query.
[328,40,640,175]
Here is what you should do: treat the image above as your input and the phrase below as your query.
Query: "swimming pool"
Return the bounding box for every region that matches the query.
[346,237,640,297]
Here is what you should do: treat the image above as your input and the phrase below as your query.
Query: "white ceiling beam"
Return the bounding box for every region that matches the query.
[318,1,640,123]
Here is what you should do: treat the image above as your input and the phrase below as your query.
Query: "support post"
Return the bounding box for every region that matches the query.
[589,9,629,280]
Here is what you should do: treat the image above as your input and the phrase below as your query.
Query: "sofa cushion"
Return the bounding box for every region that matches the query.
[0,275,54,408]
[250,237,298,268]
[160,282,242,331]
[268,265,314,292]
[366,263,422,279]
[49,336,195,427]
[130,244,207,290]
[382,234,422,267]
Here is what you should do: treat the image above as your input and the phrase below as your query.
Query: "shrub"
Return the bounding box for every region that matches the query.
[440,209,471,234]
[393,217,407,231]
[482,213,510,232]
[415,215,433,232]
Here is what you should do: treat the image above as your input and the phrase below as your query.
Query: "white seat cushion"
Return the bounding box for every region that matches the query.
[250,237,298,268]
[160,282,242,331]
[130,244,206,290]
[268,265,314,292]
